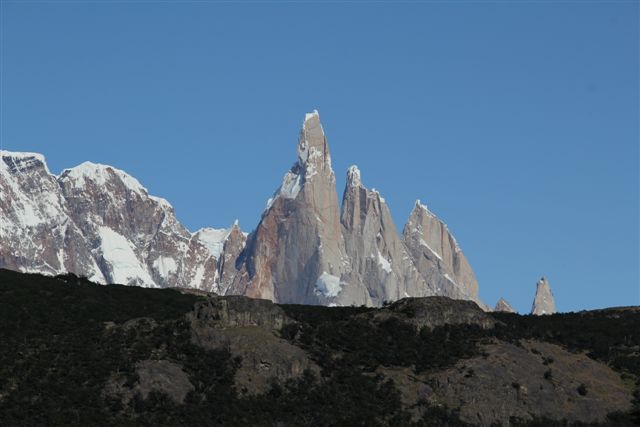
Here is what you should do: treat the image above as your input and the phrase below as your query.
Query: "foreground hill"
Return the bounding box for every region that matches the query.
[0,269,638,426]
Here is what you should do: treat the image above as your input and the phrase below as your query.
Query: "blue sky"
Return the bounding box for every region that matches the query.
[2,1,638,313]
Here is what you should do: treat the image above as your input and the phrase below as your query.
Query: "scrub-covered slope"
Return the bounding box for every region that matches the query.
[0,269,637,426]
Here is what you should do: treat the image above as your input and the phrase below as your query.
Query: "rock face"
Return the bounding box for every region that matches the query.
[386,340,633,426]
[340,166,434,306]
[0,151,246,291]
[133,360,194,404]
[363,296,496,331]
[402,200,484,308]
[531,277,556,315]
[230,111,352,305]
[1,111,488,308]
[0,152,104,282]
[216,222,247,295]
[494,297,516,313]
[188,295,318,394]
[230,111,485,307]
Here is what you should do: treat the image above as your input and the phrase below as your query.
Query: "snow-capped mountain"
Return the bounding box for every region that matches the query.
[1,110,487,307]
[1,151,246,291]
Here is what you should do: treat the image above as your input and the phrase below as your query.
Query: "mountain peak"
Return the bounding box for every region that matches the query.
[304,109,320,123]
[59,161,148,196]
[346,165,362,188]
[267,111,334,210]
[403,197,482,307]
[3,111,486,310]
[531,277,557,315]
[412,199,436,218]
[297,109,329,169]
[494,297,516,313]
[1,150,50,175]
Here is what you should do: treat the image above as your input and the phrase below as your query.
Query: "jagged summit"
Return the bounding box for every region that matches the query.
[495,297,516,313]
[531,277,557,315]
[266,110,334,210]
[1,150,50,174]
[1,149,46,160]
[232,110,350,304]
[304,109,319,122]
[413,199,436,218]
[2,111,491,309]
[403,197,483,308]
[341,162,432,305]
[297,109,331,170]
[195,221,248,261]
[1,150,245,291]
[346,165,362,187]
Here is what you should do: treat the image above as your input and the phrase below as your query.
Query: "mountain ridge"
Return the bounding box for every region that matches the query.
[1,111,550,311]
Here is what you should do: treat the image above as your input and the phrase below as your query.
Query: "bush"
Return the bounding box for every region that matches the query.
[577,383,587,396]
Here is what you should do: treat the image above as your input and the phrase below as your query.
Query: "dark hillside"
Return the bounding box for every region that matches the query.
[0,269,638,426]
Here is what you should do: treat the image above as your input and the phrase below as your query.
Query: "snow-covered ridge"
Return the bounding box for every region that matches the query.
[1,150,245,291]
[1,150,50,174]
[59,161,147,195]
[60,162,177,214]
[195,226,233,260]
[1,150,47,164]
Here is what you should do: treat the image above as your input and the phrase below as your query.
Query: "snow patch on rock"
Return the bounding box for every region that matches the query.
[315,272,344,298]
[347,165,361,187]
[195,227,232,260]
[97,226,155,287]
[377,250,392,274]
[153,256,178,277]
[419,239,442,261]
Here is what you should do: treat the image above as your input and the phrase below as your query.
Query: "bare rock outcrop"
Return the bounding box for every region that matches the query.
[188,295,318,394]
[230,112,486,308]
[494,297,516,313]
[216,222,247,295]
[230,111,353,305]
[403,200,484,308]
[425,340,632,425]
[188,295,293,331]
[134,360,194,403]
[531,277,557,315]
[340,166,434,306]
[362,296,496,331]
[104,359,194,405]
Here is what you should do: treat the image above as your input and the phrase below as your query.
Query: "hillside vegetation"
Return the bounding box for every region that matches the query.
[0,269,638,426]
